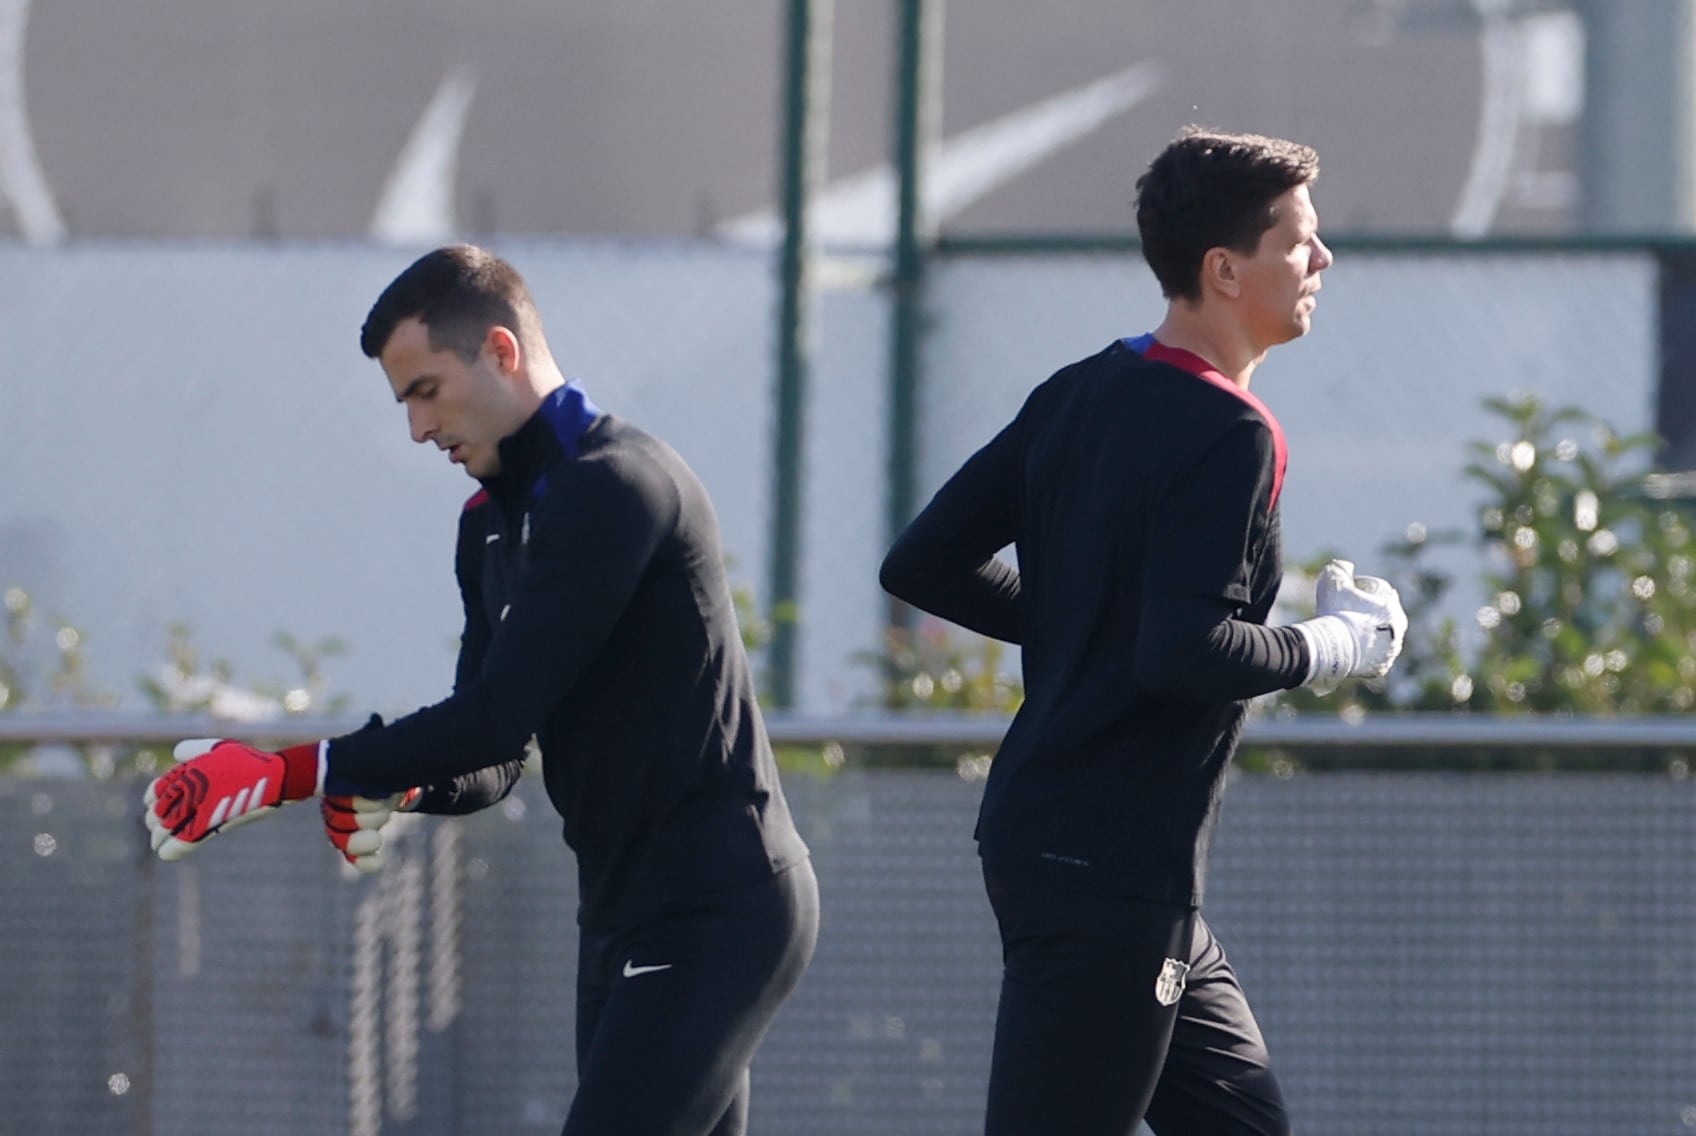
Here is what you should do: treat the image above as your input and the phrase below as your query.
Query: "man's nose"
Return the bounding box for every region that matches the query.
[1313,236,1334,273]
[408,405,435,445]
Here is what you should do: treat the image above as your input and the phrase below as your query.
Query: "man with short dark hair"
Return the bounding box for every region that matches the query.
[880,127,1407,1135]
[146,244,818,1136]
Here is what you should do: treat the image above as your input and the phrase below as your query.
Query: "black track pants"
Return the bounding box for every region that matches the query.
[983,870,1290,1136]
[563,860,819,1136]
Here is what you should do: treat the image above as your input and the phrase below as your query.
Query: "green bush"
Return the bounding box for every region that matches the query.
[1273,393,1696,715]
[849,620,1024,775]
[1263,393,1696,771]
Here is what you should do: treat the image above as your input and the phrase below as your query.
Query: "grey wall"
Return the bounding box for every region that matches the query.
[12,0,1555,241]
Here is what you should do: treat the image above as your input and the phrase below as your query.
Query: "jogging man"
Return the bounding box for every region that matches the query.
[145,244,818,1136]
[880,127,1407,1135]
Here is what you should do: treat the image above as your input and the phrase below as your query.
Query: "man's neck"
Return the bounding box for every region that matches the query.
[529,364,568,402]
[1149,311,1264,389]
[511,368,568,420]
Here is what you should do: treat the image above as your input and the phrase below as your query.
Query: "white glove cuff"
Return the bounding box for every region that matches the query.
[314,740,329,797]
[1293,615,1358,686]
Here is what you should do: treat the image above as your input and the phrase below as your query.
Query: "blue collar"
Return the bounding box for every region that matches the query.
[537,380,603,458]
[487,380,604,501]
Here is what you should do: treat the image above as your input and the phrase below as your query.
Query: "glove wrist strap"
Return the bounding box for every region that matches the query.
[279,740,328,800]
[1293,615,1358,686]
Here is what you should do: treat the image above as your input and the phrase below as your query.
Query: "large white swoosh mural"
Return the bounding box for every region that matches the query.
[370,67,478,245]
[719,60,1166,246]
[1450,0,1524,237]
[0,0,65,244]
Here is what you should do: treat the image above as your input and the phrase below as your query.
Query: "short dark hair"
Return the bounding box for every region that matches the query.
[360,244,539,361]
[1134,126,1320,302]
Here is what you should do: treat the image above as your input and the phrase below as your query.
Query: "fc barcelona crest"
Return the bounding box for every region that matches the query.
[1154,957,1191,1006]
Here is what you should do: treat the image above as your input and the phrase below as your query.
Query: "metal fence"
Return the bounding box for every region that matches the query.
[0,241,1664,723]
[3,715,1695,1136]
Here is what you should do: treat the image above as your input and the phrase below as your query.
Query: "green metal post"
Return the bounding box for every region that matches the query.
[886,0,942,612]
[768,0,832,707]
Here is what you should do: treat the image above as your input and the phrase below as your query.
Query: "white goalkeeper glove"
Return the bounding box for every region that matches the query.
[1292,559,1408,691]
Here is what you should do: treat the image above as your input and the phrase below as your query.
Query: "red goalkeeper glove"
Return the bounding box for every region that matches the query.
[143,738,325,862]
[321,787,423,873]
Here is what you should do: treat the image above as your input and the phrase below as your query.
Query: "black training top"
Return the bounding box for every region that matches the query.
[880,336,1311,907]
[327,382,809,930]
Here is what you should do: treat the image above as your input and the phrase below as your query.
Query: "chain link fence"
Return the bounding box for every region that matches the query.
[0,243,784,721]
[0,242,1665,724]
[919,244,1660,646]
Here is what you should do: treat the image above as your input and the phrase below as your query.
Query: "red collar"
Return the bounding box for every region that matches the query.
[1134,338,1288,511]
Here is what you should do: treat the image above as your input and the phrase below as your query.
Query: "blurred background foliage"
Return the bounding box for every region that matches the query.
[0,590,351,778]
[848,624,1025,775]
[736,572,845,778]
[1265,392,1696,771]
[1275,392,1696,719]
[0,586,117,774]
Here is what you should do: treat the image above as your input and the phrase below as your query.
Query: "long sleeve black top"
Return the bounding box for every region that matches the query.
[326,383,808,930]
[881,337,1310,906]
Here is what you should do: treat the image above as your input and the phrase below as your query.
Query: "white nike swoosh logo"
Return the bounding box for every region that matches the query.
[0,0,67,245]
[370,66,478,244]
[621,962,673,978]
[485,533,500,543]
[716,60,1164,247]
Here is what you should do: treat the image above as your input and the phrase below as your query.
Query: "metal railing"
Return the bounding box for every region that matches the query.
[2,711,1694,750]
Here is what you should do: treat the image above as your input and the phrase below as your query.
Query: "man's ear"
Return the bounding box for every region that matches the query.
[1200,248,1240,300]
[484,326,523,375]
